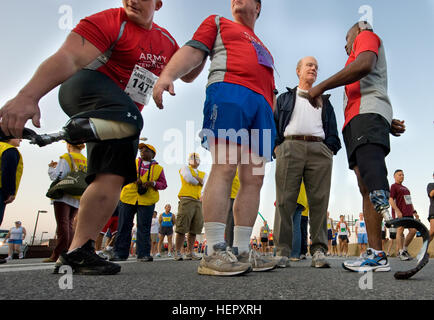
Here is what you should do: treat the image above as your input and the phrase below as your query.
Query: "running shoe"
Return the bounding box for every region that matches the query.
[342,248,390,272]
[233,247,277,272]
[155,253,161,258]
[102,248,115,260]
[184,252,202,261]
[18,253,24,259]
[173,251,183,261]
[5,256,12,261]
[138,256,153,262]
[403,250,413,260]
[311,250,331,268]
[274,256,291,268]
[300,254,307,260]
[53,240,121,275]
[289,257,300,262]
[197,243,251,276]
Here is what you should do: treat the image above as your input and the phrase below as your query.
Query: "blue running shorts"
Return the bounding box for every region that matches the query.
[200,82,276,162]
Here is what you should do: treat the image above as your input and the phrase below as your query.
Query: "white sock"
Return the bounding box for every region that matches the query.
[233,226,253,254]
[106,246,113,250]
[204,222,226,256]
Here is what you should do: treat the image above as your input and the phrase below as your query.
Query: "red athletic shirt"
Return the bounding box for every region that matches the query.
[390,183,415,218]
[343,31,392,129]
[73,8,179,111]
[187,15,275,109]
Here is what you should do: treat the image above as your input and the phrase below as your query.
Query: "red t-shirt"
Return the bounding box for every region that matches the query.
[73,8,179,111]
[390,183,415,218]
[343,31,392,129]
[187,15,275,109]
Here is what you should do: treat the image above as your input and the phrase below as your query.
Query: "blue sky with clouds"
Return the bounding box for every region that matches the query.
[0,0,433,242]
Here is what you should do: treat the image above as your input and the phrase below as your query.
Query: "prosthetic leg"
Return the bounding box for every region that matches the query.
[0,118,138,147]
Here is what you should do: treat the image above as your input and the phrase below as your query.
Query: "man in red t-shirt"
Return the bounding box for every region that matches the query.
[153,0,277,276]
[0,0,203,275]
[389,169,417,261]
[303,21,407,273]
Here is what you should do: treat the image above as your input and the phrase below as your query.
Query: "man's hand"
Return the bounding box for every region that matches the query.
[196,176,204,186]
[142,181,155,188]
[153,77,176,110]
[48,161,58,168]
[0,95,41,138]
[4,195,16,204]
[390,119,406,137]
[299,85,324,109]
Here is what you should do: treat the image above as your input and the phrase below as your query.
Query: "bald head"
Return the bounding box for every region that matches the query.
[296,56,318,89]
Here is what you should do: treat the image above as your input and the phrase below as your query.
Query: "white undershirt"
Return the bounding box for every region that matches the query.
[284,88,325,139]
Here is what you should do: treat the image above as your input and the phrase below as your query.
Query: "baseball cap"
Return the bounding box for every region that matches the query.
[139,143,156,156]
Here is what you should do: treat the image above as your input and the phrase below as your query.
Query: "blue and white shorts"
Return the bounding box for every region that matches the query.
[200,82,276,162]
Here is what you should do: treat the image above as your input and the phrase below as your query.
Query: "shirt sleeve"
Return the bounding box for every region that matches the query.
[180,166,199,185]
[390,184,397,199]
[428,184,434,197]
[185,15,218,55]
[72,9,120,54]
[48,158,70,181]
[353,31,380,58]
[1,149,20,197]
[154,168,168,191]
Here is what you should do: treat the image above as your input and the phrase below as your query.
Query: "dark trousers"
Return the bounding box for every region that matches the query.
[0,191,5,226]
[52,201,78,260]
[114,201,155,258]
[300,215,309,256]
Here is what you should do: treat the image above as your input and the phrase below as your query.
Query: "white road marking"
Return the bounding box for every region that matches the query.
[0,257,174,273]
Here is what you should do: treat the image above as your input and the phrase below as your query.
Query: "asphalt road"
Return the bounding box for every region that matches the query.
[1,255,434,301]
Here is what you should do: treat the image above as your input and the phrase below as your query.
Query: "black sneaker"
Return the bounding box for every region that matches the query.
[109,256,128,262]
[53,240,121,275]
[138,256,153,262]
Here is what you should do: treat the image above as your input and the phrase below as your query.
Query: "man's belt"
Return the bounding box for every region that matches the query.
[285,135,324,142]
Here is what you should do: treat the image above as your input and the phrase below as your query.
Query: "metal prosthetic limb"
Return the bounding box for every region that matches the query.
[27,118,137,147]
[385,217,430,280]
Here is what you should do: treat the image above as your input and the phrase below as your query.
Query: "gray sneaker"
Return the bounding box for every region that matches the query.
[173,251,183,261]
[197,243,251,276]
[233,248,277,272]
[274,256,291,268]
[184,252,202,261]
[311,250,331,268]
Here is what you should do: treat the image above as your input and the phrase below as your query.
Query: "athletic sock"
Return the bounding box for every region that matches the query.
[204,222,226,256]
[233,226,253,254]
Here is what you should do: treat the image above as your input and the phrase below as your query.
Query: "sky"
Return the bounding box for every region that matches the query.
[0,0,433,244]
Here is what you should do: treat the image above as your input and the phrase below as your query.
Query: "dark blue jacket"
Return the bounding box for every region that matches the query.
[274,86,341,155]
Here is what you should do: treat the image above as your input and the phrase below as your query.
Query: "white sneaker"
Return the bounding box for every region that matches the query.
[18,253,24,259]
[155,253,161,258]
[5,256,12,261]
[343,249,390,272]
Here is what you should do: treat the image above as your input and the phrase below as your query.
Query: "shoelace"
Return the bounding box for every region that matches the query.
[216,247,238,263]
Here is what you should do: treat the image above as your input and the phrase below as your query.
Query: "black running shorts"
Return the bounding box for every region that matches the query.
[343,113,390,170]
[58,70,143,185]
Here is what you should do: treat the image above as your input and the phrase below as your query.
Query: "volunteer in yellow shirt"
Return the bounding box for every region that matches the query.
[0,138,23,228]
[44,143,87,263]
[174,153,206,261]
[112,143,167,262]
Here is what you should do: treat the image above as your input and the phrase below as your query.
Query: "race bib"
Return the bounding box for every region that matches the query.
[404,194,413,205]
[252,41,274,69]
[125,65,158,106]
